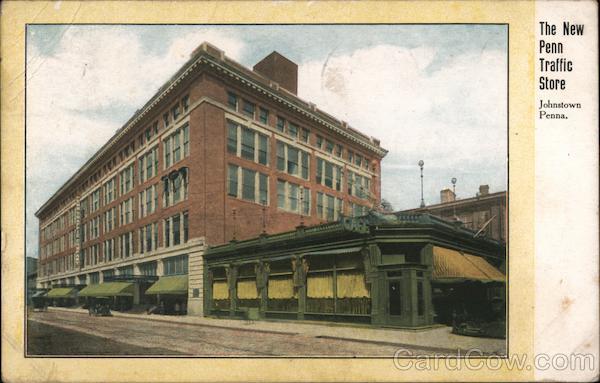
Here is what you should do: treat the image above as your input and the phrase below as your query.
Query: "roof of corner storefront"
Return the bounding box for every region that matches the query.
[204,212,505,262]
[35,42,387,218]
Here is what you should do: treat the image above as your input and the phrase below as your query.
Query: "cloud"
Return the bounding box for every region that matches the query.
[298,44,507,209]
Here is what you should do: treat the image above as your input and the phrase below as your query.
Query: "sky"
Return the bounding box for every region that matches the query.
[26,24,508,258]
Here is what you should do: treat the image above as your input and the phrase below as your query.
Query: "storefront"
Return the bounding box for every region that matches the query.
[203,212,506,329]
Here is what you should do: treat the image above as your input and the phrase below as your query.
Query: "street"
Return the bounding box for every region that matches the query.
[27,310,453,357]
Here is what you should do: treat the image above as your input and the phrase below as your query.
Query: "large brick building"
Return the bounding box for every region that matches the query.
[35,42,387,315]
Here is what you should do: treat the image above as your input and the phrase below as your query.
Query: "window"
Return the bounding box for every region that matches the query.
[325,140,334,154]
[139,146,158,182]
[355,154,363,167]
[227,92,238,110]
[347,150,354,163]
[90,217,99,239]
[227,122,237,154]
[182,95,190,112]
[104,207,116,233]
[118,231,133,258]
[227,121,269,165]
[316,135,323,149]
[164,212,188,247]
[163,124,189,168]
[227,165,238,197]
[90,272,100,285]
[119,164,135,195]
[242,100,255,117]
[163,113,170,129]
[228,164,268,205]
[315,158,343,191]
[242,168,255,201]
[103,177,116,204]
[140,262,157,276]
[259,107,269,124]
[316,192,344,221]
[91,188,100,212]
[139,184,158,218]
[164,254,188,275]
[276,141,310,180]
[347,171,371,199]
[119,197,134,225]
[349,202,368,217]
[139,222,158,254]
[172,103,181,120]
[241,127,255,160]
[163,168,188,207]
[335,144,343,157]
[277,180,310,215]
[287,122,298,139]
[103,239,114,262]
[276,116,285,132]
[300,128,310,143]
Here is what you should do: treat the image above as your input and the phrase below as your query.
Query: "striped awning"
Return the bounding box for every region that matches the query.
[79,282,134,297]
[46,287,77,298]
[432,246,505,283]
[145,275,188,295]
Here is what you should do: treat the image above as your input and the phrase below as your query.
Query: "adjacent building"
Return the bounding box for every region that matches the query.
[35,42,387,316]
[403,185,507,242]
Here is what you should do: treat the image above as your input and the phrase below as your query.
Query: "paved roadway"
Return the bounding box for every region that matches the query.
[28,310,447,357]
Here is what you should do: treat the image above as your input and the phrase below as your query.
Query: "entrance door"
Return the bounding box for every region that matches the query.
[388,281,402,316]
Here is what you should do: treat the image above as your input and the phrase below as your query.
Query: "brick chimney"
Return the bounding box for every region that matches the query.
[440,188,456,203]
[253,52,298,94]
[479,185,490,196]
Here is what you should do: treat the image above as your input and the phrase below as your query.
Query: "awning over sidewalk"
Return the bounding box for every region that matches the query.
[46,287,77,298]
[432,246,505,283]
[79,282,134,297]
[145,275,188,295]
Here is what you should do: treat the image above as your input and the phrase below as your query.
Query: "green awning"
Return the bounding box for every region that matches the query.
[79,282,134,297]
[46,287,77,298]
[145,275,188,295]
[303,247,363,256]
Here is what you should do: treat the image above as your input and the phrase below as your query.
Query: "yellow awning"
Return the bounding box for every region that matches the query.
[432,246,504,283]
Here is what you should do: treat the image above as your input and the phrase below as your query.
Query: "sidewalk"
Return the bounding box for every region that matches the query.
[47,306,506,355]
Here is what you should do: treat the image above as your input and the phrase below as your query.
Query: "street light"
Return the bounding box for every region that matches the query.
[451,177,457,219]
[418,160,425,208]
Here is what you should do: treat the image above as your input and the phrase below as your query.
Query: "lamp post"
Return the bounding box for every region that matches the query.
[418,160,425,208]
[451,177,457,219]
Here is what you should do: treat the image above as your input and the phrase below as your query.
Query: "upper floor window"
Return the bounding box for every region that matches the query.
[172,103,181,121]
[182,95,190,112]
[118,231,133,258]
[300,128,310,143]
[163,168,188,207]
[139,146,159,183]
[276,141,310,179]
[347,170,371,199]
[259,107,269,124]
[347,150,354,163]
[139,222,158,254]
[163,113,170,129]
[119,163,135,195]
[227,92,238,111]
[277,180,310,215]
[139,184,158,218]
[91,188,100,212]
[287,122,299,139]
[335,144,343,158]
[103,207,116,234]
[164,254,188,275]
[227,164,268,205]
[103,177,116,205]
[316,192,343,221]
[355,154,363,167]
[242,99,255,117]
[325,140,334,154]
[349,202,369,217]
[227,121,268,166]
[164,211,189,247]
[316,158,343,191]
[163,123,189,168]
[119,197,134,226]
[276,116,285,132]
[316,135,323,149]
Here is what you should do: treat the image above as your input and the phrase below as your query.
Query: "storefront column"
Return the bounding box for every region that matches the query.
[156,259,164,276]
[187,239,207,316]
[227,264,238,317]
